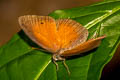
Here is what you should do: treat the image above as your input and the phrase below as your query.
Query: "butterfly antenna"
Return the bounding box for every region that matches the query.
[67,16,70,19]
[63,59,71,75]
[91,23,102,39]
[32,47,49,52]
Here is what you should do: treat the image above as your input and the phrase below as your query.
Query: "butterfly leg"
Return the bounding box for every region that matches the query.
[53,54,70,75]
[53,60,59,70]
[62,59,71,75]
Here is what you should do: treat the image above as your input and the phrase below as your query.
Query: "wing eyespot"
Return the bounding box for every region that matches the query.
[41,22,44,24]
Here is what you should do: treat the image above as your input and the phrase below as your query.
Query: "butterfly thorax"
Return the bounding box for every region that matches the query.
[52,53,65,61]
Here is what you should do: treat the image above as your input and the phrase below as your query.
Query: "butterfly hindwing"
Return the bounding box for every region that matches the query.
[61,36,105,56]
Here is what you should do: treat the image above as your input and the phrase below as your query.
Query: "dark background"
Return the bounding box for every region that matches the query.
[0,0,120,80]
[0,0,101,46]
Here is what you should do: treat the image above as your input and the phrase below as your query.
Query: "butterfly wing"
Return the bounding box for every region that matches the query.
[19,15,60,52]
[56,19,89,52]
[61,36,105,56]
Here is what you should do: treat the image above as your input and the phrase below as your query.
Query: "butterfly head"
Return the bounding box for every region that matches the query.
[52,53,65,61]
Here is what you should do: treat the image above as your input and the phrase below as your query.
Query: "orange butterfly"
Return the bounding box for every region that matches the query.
[18,15,105,74]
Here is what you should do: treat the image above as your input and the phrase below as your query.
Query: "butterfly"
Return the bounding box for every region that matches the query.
[18,15,105,74]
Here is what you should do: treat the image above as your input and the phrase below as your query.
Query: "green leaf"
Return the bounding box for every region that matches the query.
[0,1,120,80]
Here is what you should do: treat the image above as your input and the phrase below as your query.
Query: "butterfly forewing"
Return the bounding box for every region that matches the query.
[19,15,60,52]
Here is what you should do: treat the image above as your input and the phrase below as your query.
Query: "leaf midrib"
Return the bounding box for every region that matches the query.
[85,7,120,29]
[34,60,52,80]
